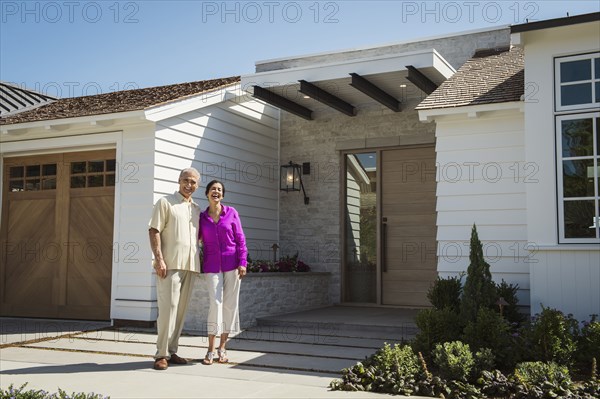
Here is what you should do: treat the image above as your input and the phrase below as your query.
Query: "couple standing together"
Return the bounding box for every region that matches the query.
[148,167,247,370]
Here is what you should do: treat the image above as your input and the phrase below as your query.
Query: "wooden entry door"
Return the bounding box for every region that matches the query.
[1,150,116,320]
[381,146,437,306]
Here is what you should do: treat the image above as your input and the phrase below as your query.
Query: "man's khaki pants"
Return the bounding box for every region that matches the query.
[155,269,196,359]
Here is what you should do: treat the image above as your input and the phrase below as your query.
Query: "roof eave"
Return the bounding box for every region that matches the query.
[511,12,600,33]
[144,83,242,122]
[0,110,147,136]
[417,101,524,122]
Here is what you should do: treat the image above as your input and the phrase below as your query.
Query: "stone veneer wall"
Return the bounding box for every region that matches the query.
[272,28,512,304]
[184,272,331,332]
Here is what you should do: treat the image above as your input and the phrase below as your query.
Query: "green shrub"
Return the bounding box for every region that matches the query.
[462,307,513,370]
[412,308,462,355]
[432,341,474,382]
[495,279,526,325]
[531,306,578,367]
[427,275,462,311]
[576,315,600,366]
[329,343,420,394]
[473,347,495,376]
[0,383,109,399]
[575,357,600,397]
[512,361,574,398]
[460,224,497,325]
[475,369,512,398]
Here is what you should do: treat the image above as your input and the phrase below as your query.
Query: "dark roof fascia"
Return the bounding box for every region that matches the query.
[511,12,599,33]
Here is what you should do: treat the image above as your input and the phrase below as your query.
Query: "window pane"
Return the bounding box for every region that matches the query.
[563,159,595,197]
[597,118,600,155]
[561,84,592,106]
[88,175,104,187]
[42,178,56,190]
[106,174,116,186]
[25,179,40,191]
[564,200,596,238]
[9,180,24,191]
[9,166,24,178]
[71,176,85,188]
[106,159,116,172]
[562,118,593,157]
[561,59,591,82]
[26,165,40,177]
[595,58,599,78]
[71,162,86,174]
[596,82,600,103]
[344,152,377,303]
[88,161,104,173]
[42,164,57,176]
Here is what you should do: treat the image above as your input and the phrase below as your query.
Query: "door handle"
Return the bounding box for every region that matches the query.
[382,217,387,273]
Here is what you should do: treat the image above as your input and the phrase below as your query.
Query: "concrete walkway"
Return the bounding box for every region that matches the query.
[0,307,430,398]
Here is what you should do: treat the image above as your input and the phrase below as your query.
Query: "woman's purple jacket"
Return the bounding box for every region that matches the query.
[199,205,248,273]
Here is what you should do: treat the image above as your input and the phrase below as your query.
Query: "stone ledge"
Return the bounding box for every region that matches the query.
[245,272,331,278]
[185,271,332,332]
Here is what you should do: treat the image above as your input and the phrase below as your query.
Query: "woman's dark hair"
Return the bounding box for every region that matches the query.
[205,179,225,197]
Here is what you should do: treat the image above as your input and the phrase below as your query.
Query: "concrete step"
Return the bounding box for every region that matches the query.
[255,313,418,341]
[234,326,401,349]
[25,336,358,374]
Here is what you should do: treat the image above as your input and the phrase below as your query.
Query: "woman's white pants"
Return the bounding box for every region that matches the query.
[205,269,241,335]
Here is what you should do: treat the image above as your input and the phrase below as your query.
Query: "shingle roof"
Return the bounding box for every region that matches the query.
[0,82,57,117]
[0,76,241,125]
[415,47,523,110]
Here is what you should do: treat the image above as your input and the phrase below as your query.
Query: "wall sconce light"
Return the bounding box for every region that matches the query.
[280,161,310,205]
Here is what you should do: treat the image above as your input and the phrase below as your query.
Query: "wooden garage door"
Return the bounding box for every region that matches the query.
[0,150,116,320]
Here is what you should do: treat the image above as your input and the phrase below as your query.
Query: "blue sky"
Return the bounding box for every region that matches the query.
[1,0,599,98]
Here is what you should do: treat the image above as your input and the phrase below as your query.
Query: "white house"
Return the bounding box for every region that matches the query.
[417,12,599,322]
[1,12,597,327]
[0,77,280,324]
[241,26,513,310]
[242,13,599,322]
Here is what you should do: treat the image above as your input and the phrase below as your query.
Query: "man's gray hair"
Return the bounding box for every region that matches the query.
[179,167,200,180]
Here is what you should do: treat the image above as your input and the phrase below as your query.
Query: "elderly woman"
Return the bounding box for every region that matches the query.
[199,179,248,365]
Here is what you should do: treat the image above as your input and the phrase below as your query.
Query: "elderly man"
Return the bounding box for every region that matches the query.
[148,167,201,370]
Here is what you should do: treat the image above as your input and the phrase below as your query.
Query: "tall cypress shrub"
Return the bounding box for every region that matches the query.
[460,224,497,324]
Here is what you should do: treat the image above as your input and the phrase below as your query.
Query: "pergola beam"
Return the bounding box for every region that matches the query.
[405,65,438,95]
[252,85,313,120]
[299,80,355,117]
[349,73,401,112]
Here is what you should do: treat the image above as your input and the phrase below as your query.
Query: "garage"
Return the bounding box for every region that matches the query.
[1,149,115,320]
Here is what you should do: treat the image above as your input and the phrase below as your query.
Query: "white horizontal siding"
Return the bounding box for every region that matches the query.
[436,131,524,151]
[438,225,527,241]
[437,209,527,226]
[437,178,527,196]
[115,285,156,301]
[437,193,526,212]
[436,147,525,165]
[434,111,528,306]
[153,97,279,262]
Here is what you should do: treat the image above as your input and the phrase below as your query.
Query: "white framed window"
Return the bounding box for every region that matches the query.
[555,53,600,112]
[556,113,600,243]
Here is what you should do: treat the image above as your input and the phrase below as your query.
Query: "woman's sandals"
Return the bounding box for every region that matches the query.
[202,351,215,365]
[203,349,228,365]
[217,348,228,363]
